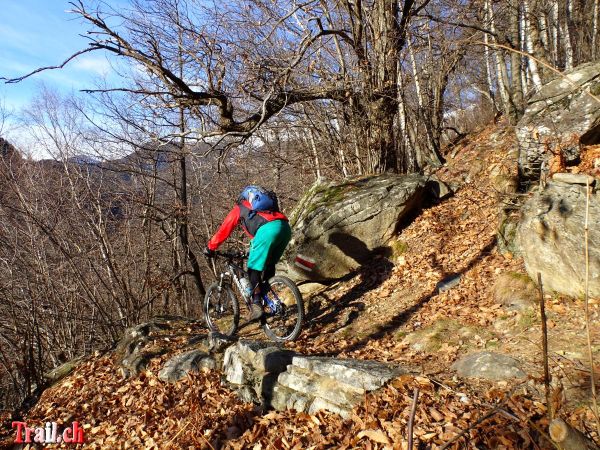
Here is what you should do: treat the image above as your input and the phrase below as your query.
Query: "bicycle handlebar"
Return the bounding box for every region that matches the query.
[210,250,248,260]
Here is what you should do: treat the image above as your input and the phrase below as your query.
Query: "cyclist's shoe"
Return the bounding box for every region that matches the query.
[248,303,264,322]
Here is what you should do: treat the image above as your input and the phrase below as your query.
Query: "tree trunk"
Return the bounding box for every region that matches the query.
[549,418,600,450]
[487,0,516,121]
[367,101,398,172]
[592,0,599,60]
[368,0,401,173]
[562,0,574,70]
[520,8,530,91]
[177,132,206,299]
[523,0,543,89]
[307,128,323,181]
[483,23,498,112]
[396,63,415,173]
[176,29,206,299]
[551,0,559,65]
[408,37,425,110]
[538,11,550,59]
[510,0,524,118]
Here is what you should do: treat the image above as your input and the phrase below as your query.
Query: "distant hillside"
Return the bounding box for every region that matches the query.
[0,137,21,160]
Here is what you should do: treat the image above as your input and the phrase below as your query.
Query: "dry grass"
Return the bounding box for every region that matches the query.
[493,271,538,310]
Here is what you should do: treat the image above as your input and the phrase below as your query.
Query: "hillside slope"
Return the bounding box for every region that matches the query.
[2,124,599,449]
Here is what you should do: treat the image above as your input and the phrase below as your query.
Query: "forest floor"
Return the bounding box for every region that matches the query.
[1,123,600,449]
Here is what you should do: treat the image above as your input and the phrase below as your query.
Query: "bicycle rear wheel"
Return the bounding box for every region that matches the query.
[262,276,304,342]
[204,282,239,336]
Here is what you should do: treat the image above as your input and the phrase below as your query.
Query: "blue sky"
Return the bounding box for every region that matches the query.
[0,0,121,115]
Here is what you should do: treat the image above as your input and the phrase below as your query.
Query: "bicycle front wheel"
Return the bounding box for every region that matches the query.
[262,276,304,342]
[204,282,240,337]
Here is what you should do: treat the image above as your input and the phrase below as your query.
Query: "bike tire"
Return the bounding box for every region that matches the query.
[204,282,240,337]
[262,275,304,342]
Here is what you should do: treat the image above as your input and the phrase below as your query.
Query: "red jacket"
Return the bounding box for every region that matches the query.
[207,200,288,250]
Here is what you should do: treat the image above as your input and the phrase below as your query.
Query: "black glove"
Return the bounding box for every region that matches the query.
[203,246,215,257]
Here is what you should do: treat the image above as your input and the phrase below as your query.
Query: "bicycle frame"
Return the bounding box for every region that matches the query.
[217,261,250,304]
[213,253,283,315]
[205,250,304,341]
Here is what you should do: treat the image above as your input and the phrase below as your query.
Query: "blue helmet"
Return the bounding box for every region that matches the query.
[239,185,279,212]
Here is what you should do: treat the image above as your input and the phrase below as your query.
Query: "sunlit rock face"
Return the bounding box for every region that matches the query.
[516,62,600,182]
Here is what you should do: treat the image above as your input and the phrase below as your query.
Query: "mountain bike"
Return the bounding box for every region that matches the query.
[204,250,304,342]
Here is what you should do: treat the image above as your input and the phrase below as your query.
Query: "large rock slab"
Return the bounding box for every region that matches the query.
[272,356,406,418]
[277,366,364,408]
[452,352,526,381]
[223,341,296,405]
[517,176,600,297]
[223,341,406,418]
[279,174,428,283]
[291,356,403,391]
[516,62,600,182]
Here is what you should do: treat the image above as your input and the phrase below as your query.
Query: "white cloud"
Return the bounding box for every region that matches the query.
[72,56,112,76]
[0,24,35,53]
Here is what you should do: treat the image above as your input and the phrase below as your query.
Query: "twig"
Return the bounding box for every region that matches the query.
[165,418,198,449]
[440,407,501,450]
[408,388,419,450]
[538,272,552,422]
[584,179,600,437]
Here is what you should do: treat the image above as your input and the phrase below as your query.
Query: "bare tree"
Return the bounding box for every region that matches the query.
[5,0,435,174]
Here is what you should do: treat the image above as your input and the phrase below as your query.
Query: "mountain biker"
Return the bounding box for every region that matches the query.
[204,186,292,321]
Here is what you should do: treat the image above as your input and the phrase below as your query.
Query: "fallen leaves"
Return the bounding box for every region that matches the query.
[8,356,258,449]
[223,374,554,450]
[357,429,391,445]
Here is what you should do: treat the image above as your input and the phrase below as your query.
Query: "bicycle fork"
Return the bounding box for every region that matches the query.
[215,272,232,314]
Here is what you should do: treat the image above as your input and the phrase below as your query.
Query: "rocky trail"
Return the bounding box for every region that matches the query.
[1,123,599,449]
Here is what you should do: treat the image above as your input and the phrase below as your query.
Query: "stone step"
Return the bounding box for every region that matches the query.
[291,356,404,391]
[221,340,407,419]
[271,381,353,418]
[287,365,365,395]
[308,397,352,418]
[223,341,295,386]
[277,366,364,408]
[271,384,312,412]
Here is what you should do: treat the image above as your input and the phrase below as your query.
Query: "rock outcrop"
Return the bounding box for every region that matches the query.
[452,351,526,381]
[272,356,405,418]
[223,341,296,404]
[517,174,600,297]
[111,320,404,418]
[222,340,405,418]
[279,174,428,284]
[516,62,600,182]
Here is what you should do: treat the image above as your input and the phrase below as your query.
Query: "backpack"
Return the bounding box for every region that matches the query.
[239,185,279,213]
